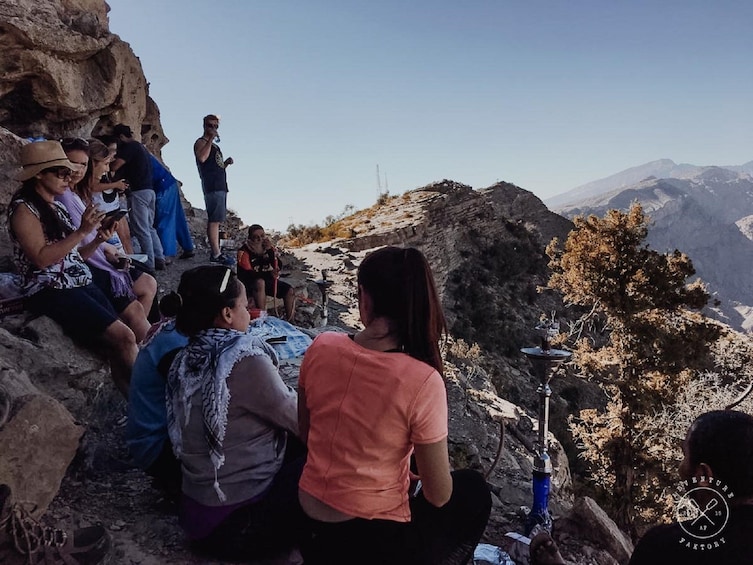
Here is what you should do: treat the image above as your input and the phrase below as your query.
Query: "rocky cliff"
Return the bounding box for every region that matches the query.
[0,0,165,255]
[299,180,576,388]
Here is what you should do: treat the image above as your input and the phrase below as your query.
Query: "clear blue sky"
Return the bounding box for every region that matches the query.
[108,0,753,232]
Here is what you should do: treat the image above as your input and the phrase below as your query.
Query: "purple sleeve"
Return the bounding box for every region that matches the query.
[56,191,95,245]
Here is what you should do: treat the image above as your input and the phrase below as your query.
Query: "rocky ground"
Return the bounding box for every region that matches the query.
[38,237,538,565]
[42,237,354,565]
[2,205,636,565]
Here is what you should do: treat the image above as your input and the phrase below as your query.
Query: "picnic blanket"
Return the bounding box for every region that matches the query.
[248,315,312,360]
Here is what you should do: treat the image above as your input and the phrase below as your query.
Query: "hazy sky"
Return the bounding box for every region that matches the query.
[107,0,753,231]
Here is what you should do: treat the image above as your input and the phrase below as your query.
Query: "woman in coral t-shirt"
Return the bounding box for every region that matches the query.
[298,246,491,564]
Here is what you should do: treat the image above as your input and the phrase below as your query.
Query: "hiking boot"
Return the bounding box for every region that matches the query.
[179,249,195,260]
[209,253,235,267]
[0,484,110,565]
[154,258,166,270]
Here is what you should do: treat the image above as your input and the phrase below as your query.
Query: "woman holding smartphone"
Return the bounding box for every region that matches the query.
[8,140,136,397]
[57,137,154,341]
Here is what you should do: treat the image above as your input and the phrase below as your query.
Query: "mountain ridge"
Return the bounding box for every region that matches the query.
[546,158,753,209]
[554,168,753,331]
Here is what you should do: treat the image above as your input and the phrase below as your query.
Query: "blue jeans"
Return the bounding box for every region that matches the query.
[128,189,163,268]
[156,181,194,256]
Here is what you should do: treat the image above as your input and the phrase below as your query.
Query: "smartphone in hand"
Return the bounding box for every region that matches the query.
[105,209,128,221]
[102,209,128,230]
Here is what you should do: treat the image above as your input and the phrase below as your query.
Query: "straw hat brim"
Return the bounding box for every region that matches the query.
[14,158,85,181]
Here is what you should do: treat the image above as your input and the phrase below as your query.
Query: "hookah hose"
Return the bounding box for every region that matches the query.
[485,420,506,479]
[271,247,280,317]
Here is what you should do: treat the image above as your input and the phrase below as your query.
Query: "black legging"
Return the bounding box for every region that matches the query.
[301,469,492,565]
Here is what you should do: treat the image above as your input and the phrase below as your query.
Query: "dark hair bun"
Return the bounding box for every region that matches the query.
[159,291,183,318]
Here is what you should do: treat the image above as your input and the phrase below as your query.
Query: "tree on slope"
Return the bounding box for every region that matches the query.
[546,204,720,538]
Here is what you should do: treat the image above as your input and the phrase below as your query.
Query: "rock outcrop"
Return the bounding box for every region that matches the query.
[0,315,109,516]
[308,180,572,348]
[333,180,572,297]
[0,394,83,517]
[0,0,164,148]
[0,0,166,256]
[556,496,635,565]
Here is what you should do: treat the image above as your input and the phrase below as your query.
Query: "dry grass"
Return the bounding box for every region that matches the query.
[281,192,411,247]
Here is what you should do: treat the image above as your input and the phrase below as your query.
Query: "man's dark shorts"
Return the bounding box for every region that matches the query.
[204,191,227,223]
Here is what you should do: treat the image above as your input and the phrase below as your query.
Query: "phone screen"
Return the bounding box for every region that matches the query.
[102,210,126,230]
[105,209,128,220]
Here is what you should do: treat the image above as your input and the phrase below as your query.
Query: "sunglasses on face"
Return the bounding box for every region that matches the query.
[44,166,73,179]
[206,123,219,129]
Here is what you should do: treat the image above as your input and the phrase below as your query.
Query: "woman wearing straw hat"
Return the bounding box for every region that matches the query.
[7,140,137,397]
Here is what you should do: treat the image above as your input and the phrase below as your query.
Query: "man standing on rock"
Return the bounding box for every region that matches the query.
[111,124,166,270]
[194,114,235,266]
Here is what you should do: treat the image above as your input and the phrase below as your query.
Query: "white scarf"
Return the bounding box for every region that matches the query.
[166,328,277,501]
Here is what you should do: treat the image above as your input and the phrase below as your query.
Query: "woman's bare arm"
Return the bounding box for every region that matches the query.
[10,205,103,269]
[414,438,453,507]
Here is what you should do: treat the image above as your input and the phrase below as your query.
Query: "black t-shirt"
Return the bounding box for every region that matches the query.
[195,142,228,194]
[115,140,153,191]
[629,505,753,565]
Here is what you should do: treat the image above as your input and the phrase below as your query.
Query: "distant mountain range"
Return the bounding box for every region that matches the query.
[546,158,753,210]
[548,161,753,331]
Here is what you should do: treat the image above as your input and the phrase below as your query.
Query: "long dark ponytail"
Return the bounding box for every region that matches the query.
[357,246,447,374]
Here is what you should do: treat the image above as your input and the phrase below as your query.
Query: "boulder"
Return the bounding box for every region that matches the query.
[555,496,634,565]
[0,320,97,515]
[0,393,82,517]
[0,317,109,418]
